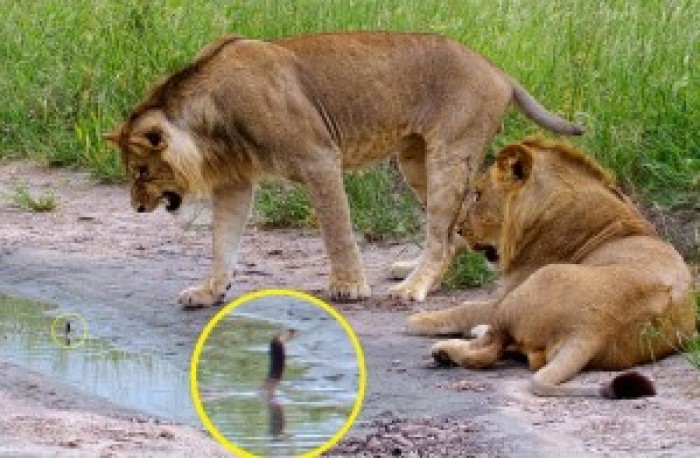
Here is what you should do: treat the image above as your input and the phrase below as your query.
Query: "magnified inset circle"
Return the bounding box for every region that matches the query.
[50,312,88,349]
[190,289,366,457]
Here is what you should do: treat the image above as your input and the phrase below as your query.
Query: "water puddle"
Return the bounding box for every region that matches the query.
[0,293,361,456]
[0,294,195,424]
[196,295,360,457]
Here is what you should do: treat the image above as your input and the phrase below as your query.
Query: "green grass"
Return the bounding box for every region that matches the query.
[1,1,697,282]
[256,162,421,240]
[256,182,314,228]
[442,251,497,290]
[686,291,700,369]
[686,339,700,369]
[344,163,422,241]
[4,184,58,213]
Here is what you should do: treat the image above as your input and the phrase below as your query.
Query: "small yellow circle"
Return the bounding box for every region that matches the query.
[50,312,89,349]
[190,289,366,457]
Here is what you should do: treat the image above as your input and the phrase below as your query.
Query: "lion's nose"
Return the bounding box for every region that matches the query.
[137,205,146,213]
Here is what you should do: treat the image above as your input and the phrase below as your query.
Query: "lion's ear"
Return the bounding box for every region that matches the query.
[496,144,533,185]
[102,126,122,147]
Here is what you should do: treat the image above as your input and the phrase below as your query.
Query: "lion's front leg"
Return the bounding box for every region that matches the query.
[303,160,370,301]
[431,328,506,369]
[178,181,254,308]
[407,300,495,336]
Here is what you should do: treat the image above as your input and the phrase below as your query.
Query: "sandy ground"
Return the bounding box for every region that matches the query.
[0,362,228,457]
[0,162,699,457]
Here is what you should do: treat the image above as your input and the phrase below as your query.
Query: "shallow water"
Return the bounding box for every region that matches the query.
[196,296,360,457]
[0,293,361,456]
[0,294,195,423]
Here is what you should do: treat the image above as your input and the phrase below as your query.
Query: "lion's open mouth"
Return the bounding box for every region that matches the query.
[163,191,182,212]
[474,244,499,263]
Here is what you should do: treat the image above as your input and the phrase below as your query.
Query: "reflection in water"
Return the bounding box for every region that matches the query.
[0,295,195,424]
[269,399,286,439]
[198,296,359,457]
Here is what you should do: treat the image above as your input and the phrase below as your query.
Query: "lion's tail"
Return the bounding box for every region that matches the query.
[511,82,585,136]
[531,371,656,399]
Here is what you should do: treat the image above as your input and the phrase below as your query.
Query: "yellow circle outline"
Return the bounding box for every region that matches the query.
[190,289,366,457]
[50,312,89,349]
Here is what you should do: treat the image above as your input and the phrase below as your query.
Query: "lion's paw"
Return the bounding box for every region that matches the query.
[178,277,231,309]
[430,339,466,367]
[329,278,371,302]
[389,280,429,302]
[389,258,420,280]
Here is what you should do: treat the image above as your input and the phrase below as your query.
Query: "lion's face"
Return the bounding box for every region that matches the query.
[105,111,187,213]
[456,171,504,262]
[125,148,183,213]
[456,144,533,263]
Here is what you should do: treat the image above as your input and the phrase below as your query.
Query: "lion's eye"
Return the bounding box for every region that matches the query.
[144,129,163,149]
[471,191,482,203]
[136,165,149,180]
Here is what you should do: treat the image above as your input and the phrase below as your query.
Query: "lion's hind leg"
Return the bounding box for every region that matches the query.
[530,337,600,396]
[391,139,466,283]
[390,130,498,301]
[407,300,494,336]
[526,349,547,372]
[389,236,468,281]
[390,256,422,281]
[531,337,656,399]
[390,139,428,281]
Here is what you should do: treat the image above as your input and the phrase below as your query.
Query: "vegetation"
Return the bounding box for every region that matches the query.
[256,183,314,228]
[442,251,497,290]
[687,291,700,369]
[344,164,422,241]
[1,1,697,283]
[257,162,421,237]
[5,184,58,213]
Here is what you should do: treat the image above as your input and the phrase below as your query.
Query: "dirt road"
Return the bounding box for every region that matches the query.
[1,162,698,457]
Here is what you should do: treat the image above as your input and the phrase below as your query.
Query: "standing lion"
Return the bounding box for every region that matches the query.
[105,32,583,307]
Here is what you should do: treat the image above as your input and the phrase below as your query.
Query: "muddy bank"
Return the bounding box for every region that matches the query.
[1,161,699,457]
[0,362,227,457]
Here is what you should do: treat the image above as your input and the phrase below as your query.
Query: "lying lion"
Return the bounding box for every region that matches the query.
[408,138,696,398]
[105,32,582,307]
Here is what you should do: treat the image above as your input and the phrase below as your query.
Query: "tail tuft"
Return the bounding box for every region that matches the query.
[601,371,656,399]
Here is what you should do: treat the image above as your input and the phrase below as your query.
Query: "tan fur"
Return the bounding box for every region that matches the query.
[408,139,697,397]
[105,32,583,306]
